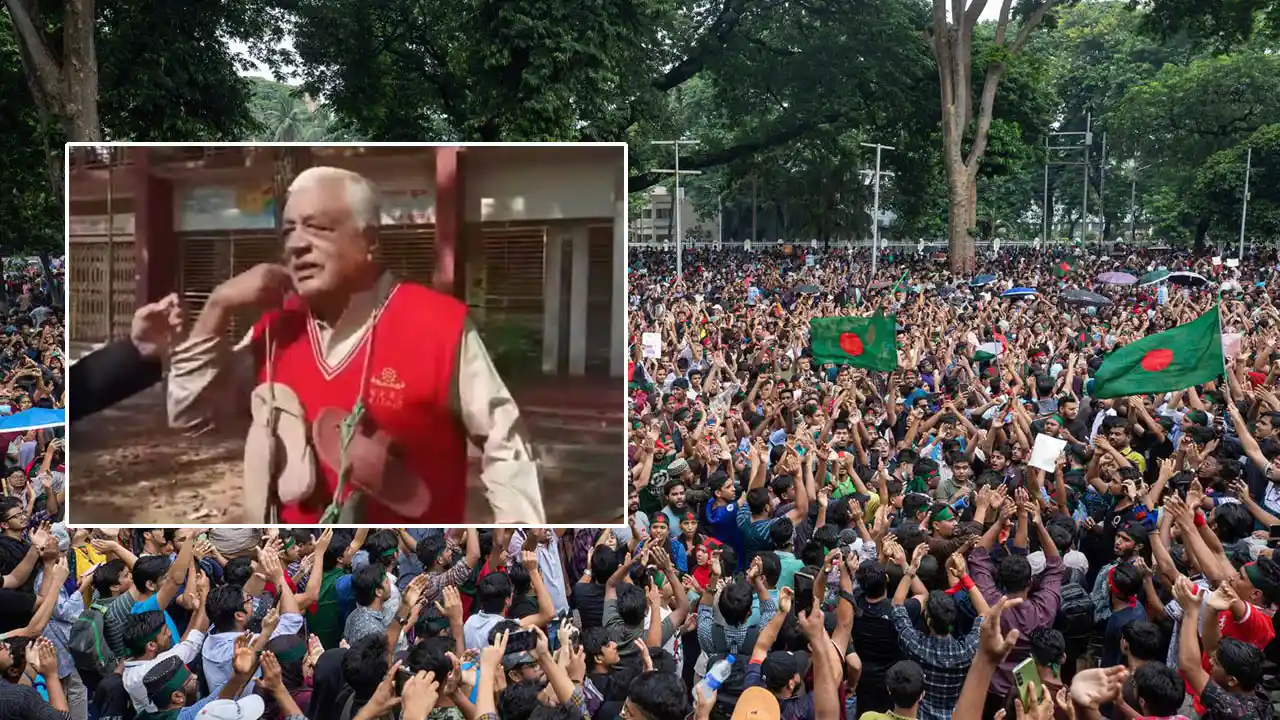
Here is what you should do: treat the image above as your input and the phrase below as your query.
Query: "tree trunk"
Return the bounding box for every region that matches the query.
[931,0,1057,275]
[4,0,102,144]
[1194,216,1210,254]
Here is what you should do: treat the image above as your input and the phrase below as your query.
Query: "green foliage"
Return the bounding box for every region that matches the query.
[0,14,60,255]
[247,78,346,141]
[1195,124,1280,240]
[477,319,542,380]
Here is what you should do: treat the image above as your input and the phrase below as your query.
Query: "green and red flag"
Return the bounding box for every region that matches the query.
[810,314,897,370]
[1090,306,1224,399]
[1054,259,1074,277]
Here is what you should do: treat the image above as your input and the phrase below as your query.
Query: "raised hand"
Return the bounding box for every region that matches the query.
[1069,666,1128,709]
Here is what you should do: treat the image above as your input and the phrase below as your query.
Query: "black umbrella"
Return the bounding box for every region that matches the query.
[1062,289,1112,306]
[1167,271,1209,287]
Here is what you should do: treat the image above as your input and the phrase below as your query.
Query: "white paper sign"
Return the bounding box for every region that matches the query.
[641,332,662,359]
[1226,258,1240,268]
[1029,434,1068,473]
[1223,333,1243,358]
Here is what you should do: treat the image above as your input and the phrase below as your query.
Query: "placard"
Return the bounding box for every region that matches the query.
[641,332,662,359]
[1029,434,1067,473]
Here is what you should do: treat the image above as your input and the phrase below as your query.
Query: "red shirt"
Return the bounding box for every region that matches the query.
[252,283,470,524]
[1191,603,1275,712]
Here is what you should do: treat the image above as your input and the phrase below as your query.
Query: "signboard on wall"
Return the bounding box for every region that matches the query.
[69,214,136,236]
[178,185,276,231]
[178,185,436,230]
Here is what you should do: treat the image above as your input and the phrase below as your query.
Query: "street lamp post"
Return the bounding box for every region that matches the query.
[860,142,895,281]
[1239,147,1252,261]
[651,139,700,279]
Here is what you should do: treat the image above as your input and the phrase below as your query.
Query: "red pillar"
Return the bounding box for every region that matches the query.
[131,147,177,305]
[433,146,465,297]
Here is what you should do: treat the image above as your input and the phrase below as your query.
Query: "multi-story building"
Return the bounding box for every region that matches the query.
[629,185,720,245]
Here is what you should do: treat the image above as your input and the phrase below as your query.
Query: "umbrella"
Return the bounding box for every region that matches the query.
[1062,289,1112,306]
[970,274,997,287]
[796,283,821,294]
[1168,271,1209,287]
[1096,272,1137,285]
[0,407,64,431]
[1001,287,1038,298]
[1137,270,1169,287]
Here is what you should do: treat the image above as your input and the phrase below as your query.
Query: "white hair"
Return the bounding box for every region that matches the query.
[288,166,381,230]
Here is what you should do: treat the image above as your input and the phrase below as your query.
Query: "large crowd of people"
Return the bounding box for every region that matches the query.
[6,242,1280,720]
[0,259,64,419]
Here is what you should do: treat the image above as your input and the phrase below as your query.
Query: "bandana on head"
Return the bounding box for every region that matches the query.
[931,506,955,524]
[1244,561,1265,589]
[1108,566,1136,608]
[128,624,166,655]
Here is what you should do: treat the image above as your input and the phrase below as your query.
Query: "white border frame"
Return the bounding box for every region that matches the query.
[64,141,630,530]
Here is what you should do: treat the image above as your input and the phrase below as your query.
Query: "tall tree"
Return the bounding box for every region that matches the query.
[930,0,1062,273]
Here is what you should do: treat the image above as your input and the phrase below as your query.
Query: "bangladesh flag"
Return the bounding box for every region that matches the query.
[810,314,897,370]
[1054,259,1073,277]
[1091,306,1224,399]
[973,342,1004,362]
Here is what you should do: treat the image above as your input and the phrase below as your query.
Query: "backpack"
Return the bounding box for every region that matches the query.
[69,599,117,676]
[1055,567,1094,640]
[703,624,760,705]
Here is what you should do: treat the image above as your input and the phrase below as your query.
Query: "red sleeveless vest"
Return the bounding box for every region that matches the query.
[249,282,469,523]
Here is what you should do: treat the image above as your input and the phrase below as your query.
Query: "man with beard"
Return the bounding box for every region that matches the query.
[1090,521,1151,626]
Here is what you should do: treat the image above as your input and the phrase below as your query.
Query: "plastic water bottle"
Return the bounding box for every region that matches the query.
[696,654,735,698]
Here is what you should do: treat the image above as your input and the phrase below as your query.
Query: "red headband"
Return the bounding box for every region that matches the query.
[1108,566,1136,608]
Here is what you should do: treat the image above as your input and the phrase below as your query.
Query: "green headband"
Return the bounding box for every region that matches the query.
[273,642,307,665]
[282,537,296,550]
[1051,414,1064,425]
[931,506,955,523]
[1245,562,1264,589]
[155,664,191,701]
[380,547,398,559]
[128,624,166,655]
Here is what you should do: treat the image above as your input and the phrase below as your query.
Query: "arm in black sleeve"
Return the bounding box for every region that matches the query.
[69,340,163,423]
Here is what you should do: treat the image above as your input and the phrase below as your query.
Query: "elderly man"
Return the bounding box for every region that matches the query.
[166,166,544,524]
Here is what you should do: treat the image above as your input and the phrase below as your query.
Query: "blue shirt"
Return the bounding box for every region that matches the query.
[705,502,744,569]
[736,504,777,563]
[131,594,180,649]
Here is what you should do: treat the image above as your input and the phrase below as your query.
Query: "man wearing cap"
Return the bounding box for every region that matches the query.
[167,166,544,525]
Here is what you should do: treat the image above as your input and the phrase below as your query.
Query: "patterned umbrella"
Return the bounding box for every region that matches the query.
[970,274,997,287]
[1096,272,1137,285]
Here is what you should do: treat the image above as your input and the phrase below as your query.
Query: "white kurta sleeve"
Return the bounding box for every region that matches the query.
[167,328,256,430]
[456,326,546,524]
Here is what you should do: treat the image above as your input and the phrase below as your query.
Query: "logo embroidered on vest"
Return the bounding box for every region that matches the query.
[369,367,406,409]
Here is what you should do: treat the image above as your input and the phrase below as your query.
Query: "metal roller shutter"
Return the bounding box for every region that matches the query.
[379,227,435,287]
[179,230,281,342]
[586,225,616,374]
[482,227,546,327]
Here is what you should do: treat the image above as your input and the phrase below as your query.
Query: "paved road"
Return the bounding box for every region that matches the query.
[69,383,624,525]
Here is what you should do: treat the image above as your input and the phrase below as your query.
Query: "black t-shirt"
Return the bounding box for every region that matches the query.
[93,673,136,720]
[508,593,540,620]
[0,588,36,634]
[0,536,33,594]
[571,582,608,628]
